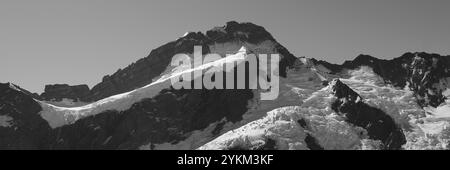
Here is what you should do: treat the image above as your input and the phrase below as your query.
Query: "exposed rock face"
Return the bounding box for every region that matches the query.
[40,84,90,102]
[296,118,324,150]
[304,134,324,150]
[313,52,450,107]
[329,79,406,149]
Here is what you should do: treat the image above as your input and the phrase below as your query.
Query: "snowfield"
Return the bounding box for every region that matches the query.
[199,106,363,150]
[200,66,450,150]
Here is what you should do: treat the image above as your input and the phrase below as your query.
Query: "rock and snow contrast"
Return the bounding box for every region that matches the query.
[1,21,450,150]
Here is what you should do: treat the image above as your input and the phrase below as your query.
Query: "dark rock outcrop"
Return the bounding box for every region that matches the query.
[296,118,324,150]
[40,84,90,102]
[304,134,324,150]
[0,83,52,149]
[329,79,406,150]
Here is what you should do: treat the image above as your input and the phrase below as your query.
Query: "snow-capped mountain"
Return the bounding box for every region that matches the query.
[1,21,449,150]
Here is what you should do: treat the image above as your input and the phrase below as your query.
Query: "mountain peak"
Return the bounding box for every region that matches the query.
[64,21,297,101]
[203,21,275,44]
[0,82,41,100]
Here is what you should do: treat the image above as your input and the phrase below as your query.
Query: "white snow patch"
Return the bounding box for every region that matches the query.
[0,115,13,127]
[7,83,21,92]
[443,89,450,97]
[425,104,450,119]
[182,32,191,37]
[418,121,450,135]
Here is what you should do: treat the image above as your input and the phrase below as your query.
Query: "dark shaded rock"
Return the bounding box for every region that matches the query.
[304,134,324,150]
[40,84,90,102]
[296,117,324,150]
[0,83,52,149]
[329,79,406,150]
[310,58,343,74]
[207,21,276,44]
[227,138,277,150]
[297,119,307,129]
[212,121,226,136]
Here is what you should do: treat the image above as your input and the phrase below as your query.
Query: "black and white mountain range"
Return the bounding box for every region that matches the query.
[1,21,449,150]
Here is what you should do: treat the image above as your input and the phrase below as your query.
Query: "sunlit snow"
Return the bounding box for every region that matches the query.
[201,66,450,150]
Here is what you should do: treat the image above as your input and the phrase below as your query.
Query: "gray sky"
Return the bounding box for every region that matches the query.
[1,0,450,93]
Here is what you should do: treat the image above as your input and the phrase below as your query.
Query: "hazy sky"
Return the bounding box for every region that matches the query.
[1,0,450,93]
